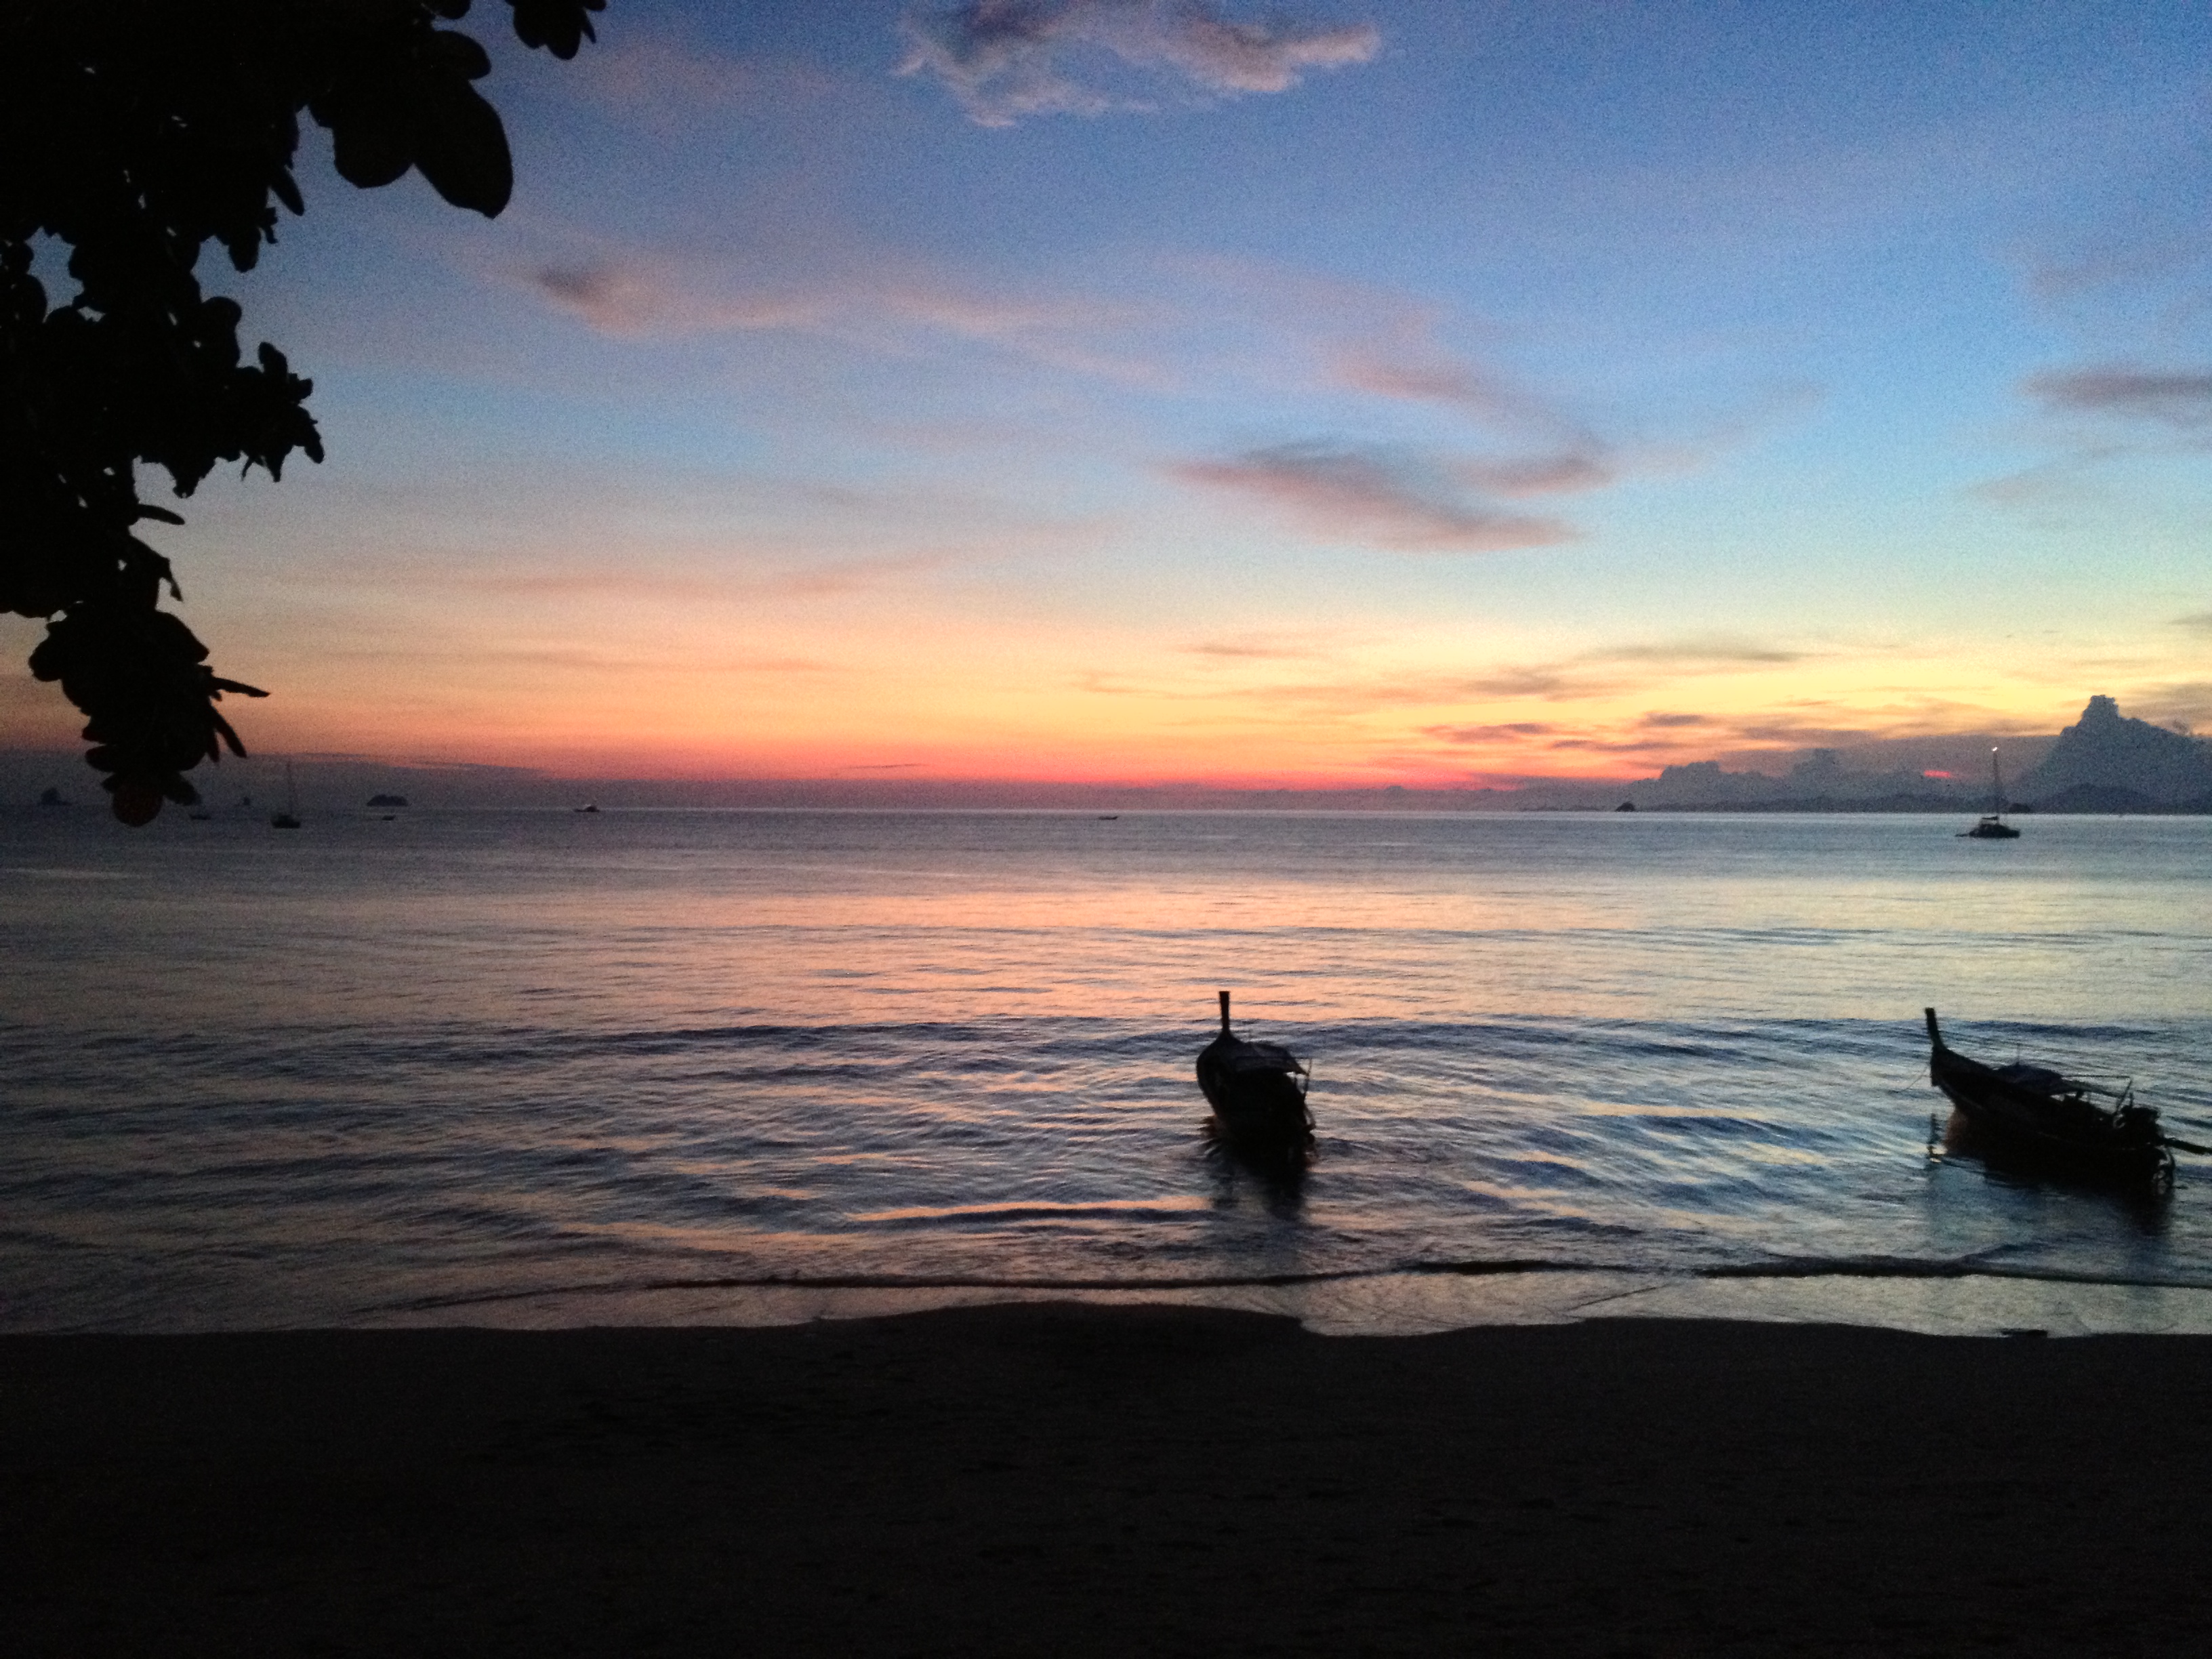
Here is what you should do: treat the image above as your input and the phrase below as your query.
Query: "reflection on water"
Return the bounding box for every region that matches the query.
[1205,1135,1311,1221]
[1933,1108,2177,1235]
[3,807,2209,1333]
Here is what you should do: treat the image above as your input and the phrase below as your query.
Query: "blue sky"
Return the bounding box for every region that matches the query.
[9,0,2207,783]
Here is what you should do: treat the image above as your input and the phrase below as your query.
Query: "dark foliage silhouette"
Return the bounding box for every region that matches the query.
[1,0,603,822]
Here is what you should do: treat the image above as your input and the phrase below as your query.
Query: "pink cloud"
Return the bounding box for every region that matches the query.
[1181,636,1326,660]
[1422,722,1558,743]
[569,36,841,128]
[899,1,1380,127]
[525,250,1167,384]
[532,262,825,337]
[1457,451,1618,497]
[2026,365,2212,426]
[1330,350,1537,426]
[1173,441,1576,552]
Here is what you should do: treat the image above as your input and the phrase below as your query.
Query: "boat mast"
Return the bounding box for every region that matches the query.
[1218,989,1231,1035]
[1988,746,2002,817]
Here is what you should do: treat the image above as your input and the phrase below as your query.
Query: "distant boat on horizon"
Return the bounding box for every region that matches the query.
[574,802,600,814]
[1959,745,2020,839]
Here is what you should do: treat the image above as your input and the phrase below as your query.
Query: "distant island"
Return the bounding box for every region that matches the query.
[7,696,2205,815]
[1597,697,2211,815]
[2011,695,2212,812]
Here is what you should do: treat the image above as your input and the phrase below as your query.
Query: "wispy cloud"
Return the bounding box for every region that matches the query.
[1331,350,1538,427]
[1290,289,1631,509]
[2024,365,2212,427]
[1980,364,2212,504]
[437,569,734,601]
[1456,451,1618,498]
[367,540,987,611]
[1415,700,2029,774]
[1456,665,1589,700]
[1308,293,1808,504]
[2135,680,2212,731]
[1431,640,1805,704]
[319,640,838,680]
[1727,719,1895,745]
[525,251,1168,383]
[898,0,1380,127]
[1965,451,2123,507]
[1262,635,1817,720]
[1539,735,1696,755]
[1315,322,1624,500]
[1180,636,1326,660]
[2175,611,2212,634]
[1317,298,1607,446]
[1171,441,1576,552]
[1202,667,1586,718]
[524,239,1759,529]
[568,35,841,129]
[753,549,966,599]
[532,262,827,336]
[1421,722,1558,743]
[2026,237,2210,303]
[1596,639,1805,667]
[1420,714,1754,764]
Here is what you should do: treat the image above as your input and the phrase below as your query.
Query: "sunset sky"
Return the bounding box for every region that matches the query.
[9,0,2211,787]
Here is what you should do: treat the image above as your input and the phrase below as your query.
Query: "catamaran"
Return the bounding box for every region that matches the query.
[1959,745,2019,839]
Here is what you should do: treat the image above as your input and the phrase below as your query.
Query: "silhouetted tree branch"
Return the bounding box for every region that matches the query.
[2,0,604,821]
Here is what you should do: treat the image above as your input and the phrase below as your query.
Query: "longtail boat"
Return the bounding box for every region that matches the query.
[1197,991,1313,1156]
[1923,1008,2200,1183]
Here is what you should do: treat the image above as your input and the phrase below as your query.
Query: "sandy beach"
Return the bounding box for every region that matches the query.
[7,1305,2212,1656]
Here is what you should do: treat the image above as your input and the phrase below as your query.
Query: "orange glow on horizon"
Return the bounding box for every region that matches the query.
[0,603,2161,792]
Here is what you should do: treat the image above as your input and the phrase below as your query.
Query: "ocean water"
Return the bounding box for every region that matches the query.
[5,806,2210,1336]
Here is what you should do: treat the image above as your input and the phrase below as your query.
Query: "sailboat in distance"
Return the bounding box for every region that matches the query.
[270,761,302,830]
[1959,745,2020,839]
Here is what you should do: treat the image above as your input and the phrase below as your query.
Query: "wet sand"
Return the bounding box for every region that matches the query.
[7,1306,2211,1656]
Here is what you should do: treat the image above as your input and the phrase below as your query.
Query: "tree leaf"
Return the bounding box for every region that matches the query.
[411,81,512,217]
[330,114,413,190]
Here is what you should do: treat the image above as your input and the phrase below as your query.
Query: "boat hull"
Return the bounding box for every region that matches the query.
[1197,1042,1313,1153]
[1926,1015,2169,1183]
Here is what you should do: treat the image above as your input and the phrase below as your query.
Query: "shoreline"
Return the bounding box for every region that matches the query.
[333,1265,2212,1340]
[9,1305,2212,1655]
[19,1264,2212,1342]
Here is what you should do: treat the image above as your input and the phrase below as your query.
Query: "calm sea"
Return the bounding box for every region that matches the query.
[5,806,2210,1336]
